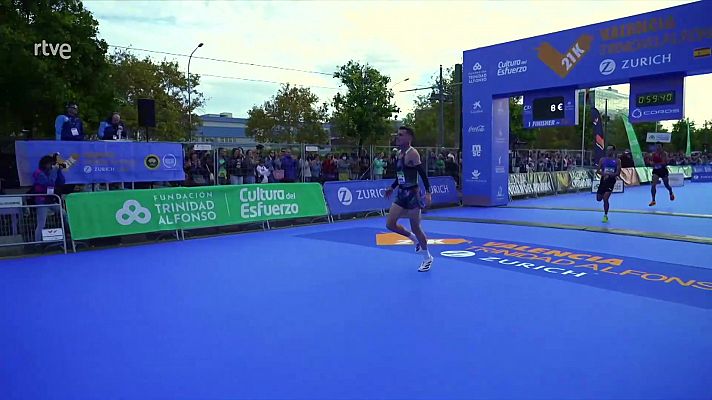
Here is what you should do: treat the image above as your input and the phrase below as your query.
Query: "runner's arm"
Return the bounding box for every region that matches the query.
[406,150,431,193]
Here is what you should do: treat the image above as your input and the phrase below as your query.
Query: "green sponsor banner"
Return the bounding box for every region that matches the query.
[621,115,645,168]
[686,119,691,157]
[636,167,652,183]
[634,166,691,183]
[66,183,328,240]
[669,165,693,178]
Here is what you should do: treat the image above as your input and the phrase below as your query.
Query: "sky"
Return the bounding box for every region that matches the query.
[84,0,710,128]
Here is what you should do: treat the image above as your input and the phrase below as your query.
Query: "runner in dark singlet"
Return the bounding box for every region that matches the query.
[650,142,675,206]
[596,145,621,223]
[385,126,433,272]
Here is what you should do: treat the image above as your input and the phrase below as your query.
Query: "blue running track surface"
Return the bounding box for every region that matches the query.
[1,185,711,399]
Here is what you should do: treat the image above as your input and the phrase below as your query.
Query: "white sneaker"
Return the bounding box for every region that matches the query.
[418,256,433,272]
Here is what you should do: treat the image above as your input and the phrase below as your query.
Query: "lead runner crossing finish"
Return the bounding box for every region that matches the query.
[384,126,434,272]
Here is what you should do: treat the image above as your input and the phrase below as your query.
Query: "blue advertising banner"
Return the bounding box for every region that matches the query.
[692,165,712,182]
[16,141,185,185]
[464,2,712,95]
[462,1,712,206]
[491,98,510,204]
[462,95,494,205]
[323,177,459,215]
[421,176,460,206]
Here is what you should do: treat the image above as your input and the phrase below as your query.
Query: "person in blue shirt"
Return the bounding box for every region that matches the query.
[280,149,297,183]
[31,155,66,242]
[101,112,128,140]
[596,144,621,223]
[55,102,84,141]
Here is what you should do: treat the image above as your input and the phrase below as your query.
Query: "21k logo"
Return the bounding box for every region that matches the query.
[536,34,594,78]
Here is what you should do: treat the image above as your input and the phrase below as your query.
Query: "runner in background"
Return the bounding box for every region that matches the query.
[649,142,675,207]
[596,145,621,223]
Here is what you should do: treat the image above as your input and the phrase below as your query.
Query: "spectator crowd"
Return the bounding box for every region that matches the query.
[183,147,462,187]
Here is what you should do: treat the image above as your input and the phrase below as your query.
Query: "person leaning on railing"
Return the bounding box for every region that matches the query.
[30,155,66,243]
[373,153,386,180]
[309,155,322,182]
[243,150,257,184]
[321,154,337,182]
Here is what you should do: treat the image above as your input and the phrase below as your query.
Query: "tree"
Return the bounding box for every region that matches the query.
[401,68,459,148]
[509,96,539,147]
[332,61,398,148]
[107,50,205,142]
[670,119,700,153]
[0,0,113,138]
[698,120,712,153]
[246,83,329,144]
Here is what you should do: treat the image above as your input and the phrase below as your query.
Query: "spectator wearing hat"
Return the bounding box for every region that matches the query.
[55,102,84,141]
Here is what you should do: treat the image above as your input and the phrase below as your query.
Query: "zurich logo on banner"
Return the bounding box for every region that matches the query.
[324,180,390,215]
[324,177,459,215]
[692,172,712,183]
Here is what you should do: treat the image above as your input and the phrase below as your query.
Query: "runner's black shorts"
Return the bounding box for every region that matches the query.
[597,176,617,195]
[652,167,669,178]
[395,186,425,210]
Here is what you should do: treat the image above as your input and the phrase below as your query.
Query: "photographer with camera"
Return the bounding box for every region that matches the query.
[31,155,66,243]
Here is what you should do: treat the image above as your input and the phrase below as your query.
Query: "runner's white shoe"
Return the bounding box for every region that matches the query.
[418,256,433,272]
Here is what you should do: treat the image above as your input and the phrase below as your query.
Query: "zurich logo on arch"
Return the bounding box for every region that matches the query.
[599,59,616,75]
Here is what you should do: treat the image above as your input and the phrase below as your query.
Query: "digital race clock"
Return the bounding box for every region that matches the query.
[629,76,684,122]
[635,91,676,107]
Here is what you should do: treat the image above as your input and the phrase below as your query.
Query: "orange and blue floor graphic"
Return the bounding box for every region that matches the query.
[1,184,711,399]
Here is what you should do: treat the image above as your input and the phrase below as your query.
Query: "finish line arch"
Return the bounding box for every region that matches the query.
[462,0,712,206]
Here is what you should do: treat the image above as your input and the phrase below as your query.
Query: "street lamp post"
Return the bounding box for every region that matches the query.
[393,77,410,88]
[187,42,203,141]
[391,78,409,121]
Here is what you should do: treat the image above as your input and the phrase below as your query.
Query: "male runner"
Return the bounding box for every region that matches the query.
[596,144,621,223]
[649,142,675,206]
[385,126,433,272]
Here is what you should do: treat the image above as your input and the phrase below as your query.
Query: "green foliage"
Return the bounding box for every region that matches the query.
[401,68,459,148]
[107,50,204,141]
[669,119,703,153]
[246,83,329,144]
[509,96,537,146]
[0,1,206,141]
[332,61,398,147]
[0,0,112,138]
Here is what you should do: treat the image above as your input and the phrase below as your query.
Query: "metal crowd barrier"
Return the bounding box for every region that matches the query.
[0,194,68,254]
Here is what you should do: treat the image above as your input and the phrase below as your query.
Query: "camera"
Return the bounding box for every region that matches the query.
[53,152,67,168]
